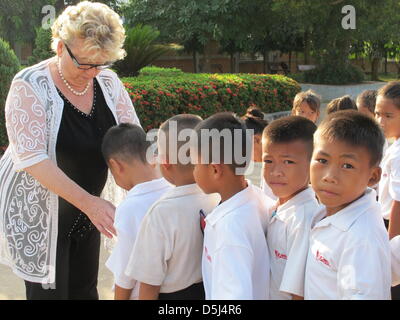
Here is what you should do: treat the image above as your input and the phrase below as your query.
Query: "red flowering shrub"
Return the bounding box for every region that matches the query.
[123,67,301,131]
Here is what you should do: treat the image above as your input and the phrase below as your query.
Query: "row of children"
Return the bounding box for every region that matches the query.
[101,81,400,300]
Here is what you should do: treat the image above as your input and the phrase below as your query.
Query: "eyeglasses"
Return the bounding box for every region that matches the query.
[64,43,113,70]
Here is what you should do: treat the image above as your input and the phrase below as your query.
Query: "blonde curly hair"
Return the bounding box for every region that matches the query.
[51,1,126,62]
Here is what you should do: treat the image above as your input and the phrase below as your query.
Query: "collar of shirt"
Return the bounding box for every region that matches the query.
[160,183,206,200]
[126,178,171,198]
[205,180,255,227]
[313,187,378,232]
[271,187,317,223]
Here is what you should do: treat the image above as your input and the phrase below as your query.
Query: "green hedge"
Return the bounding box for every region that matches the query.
[124,67,301,131]
[0,66,300,150]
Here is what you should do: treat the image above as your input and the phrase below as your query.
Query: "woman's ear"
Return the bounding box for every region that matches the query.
[56,40,64,57]
[367,166,381,187]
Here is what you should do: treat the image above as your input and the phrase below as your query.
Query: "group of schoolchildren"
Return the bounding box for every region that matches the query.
[101,80,400,300]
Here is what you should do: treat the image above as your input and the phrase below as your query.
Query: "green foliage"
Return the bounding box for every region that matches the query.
[0,0,55,48]
[27,27,53,65]
[304,63,364,85]
[122,67,300,131]
[113,25,180,77]
[0,38,20,148]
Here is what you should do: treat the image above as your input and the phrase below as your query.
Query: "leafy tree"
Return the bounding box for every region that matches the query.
[27,27,53,65]
[0,0,55,49]
[113,24,180,76]
[123,0,255,72]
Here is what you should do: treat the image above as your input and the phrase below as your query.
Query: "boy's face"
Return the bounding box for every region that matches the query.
[375,96,400,139]
[294,102,319,123]
[311,135,380,216]
[262,139,311,205]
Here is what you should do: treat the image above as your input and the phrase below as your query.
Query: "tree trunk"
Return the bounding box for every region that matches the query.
[304,30,311,64]
[263,50,269,74]
[201,41,212,73]
[55,0,66,14]
[396,62,400,79]
[230,53,234,73]
[288,51,292,73]
[385,51,388,75]
[234,52,240,73]
[371,57,380,81]
[193,51,200,73]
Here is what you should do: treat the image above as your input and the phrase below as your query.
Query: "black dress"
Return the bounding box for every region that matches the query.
[24,78,117,300]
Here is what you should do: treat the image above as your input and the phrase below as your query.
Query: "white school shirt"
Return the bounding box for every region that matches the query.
[391,235,400,286]
[268,187,322,300]
[378,138,400,220]
[105,178,171,299]
[126,184,220,293]
[261,175,278,201]
[202,182,273,300]
[304,188,391,300]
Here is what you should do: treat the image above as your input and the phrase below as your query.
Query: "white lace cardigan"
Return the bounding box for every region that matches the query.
[0,58,140,284]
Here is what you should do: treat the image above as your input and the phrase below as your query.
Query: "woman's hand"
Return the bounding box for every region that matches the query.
[24,159,117,238]
[81,195,117,239]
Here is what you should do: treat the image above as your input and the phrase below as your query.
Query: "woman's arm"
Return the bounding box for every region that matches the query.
[25,159,116,238]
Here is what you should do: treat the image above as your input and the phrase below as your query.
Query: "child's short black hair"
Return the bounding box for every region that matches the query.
[102,123,150,164]
[316,110,385,167]
[377,81,400,109]
[262,116,317,158]
[357,90,377,114]
[193,112,251,173]
[326,95,357,115]
[241,106,269,135]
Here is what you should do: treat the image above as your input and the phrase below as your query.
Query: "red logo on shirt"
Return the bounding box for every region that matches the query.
[316,250,331,267]
[274,250,287,260]
[204,246,212,263]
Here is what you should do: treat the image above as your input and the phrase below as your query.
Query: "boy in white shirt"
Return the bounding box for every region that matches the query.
[262,116,322,300]
[191,112,272,300]
[126,114,220,300]
[305,110,391,300]
[101,123,172,300]
[375,82,400,299]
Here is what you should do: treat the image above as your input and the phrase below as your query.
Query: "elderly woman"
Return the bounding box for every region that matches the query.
[0,2,140,299]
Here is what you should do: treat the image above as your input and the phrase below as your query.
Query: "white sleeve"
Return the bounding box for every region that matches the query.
[389,156,400,202]
[391,236,400,286]
[211,245,253,299]
[125,208,171,286]
[337,242,390,300]
[115,79,141,126]
[5,79,49,171]
[106,228,137,289]
[279,220,311,297]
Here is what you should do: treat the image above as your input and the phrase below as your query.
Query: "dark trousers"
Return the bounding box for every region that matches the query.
[24,211,100,300]
[158,282,205,300]
[384,219,400,300]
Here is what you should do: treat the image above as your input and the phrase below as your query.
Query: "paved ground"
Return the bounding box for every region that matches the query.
[0,236,114,300]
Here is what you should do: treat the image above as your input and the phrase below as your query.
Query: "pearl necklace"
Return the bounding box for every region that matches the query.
[57,62,91,96]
